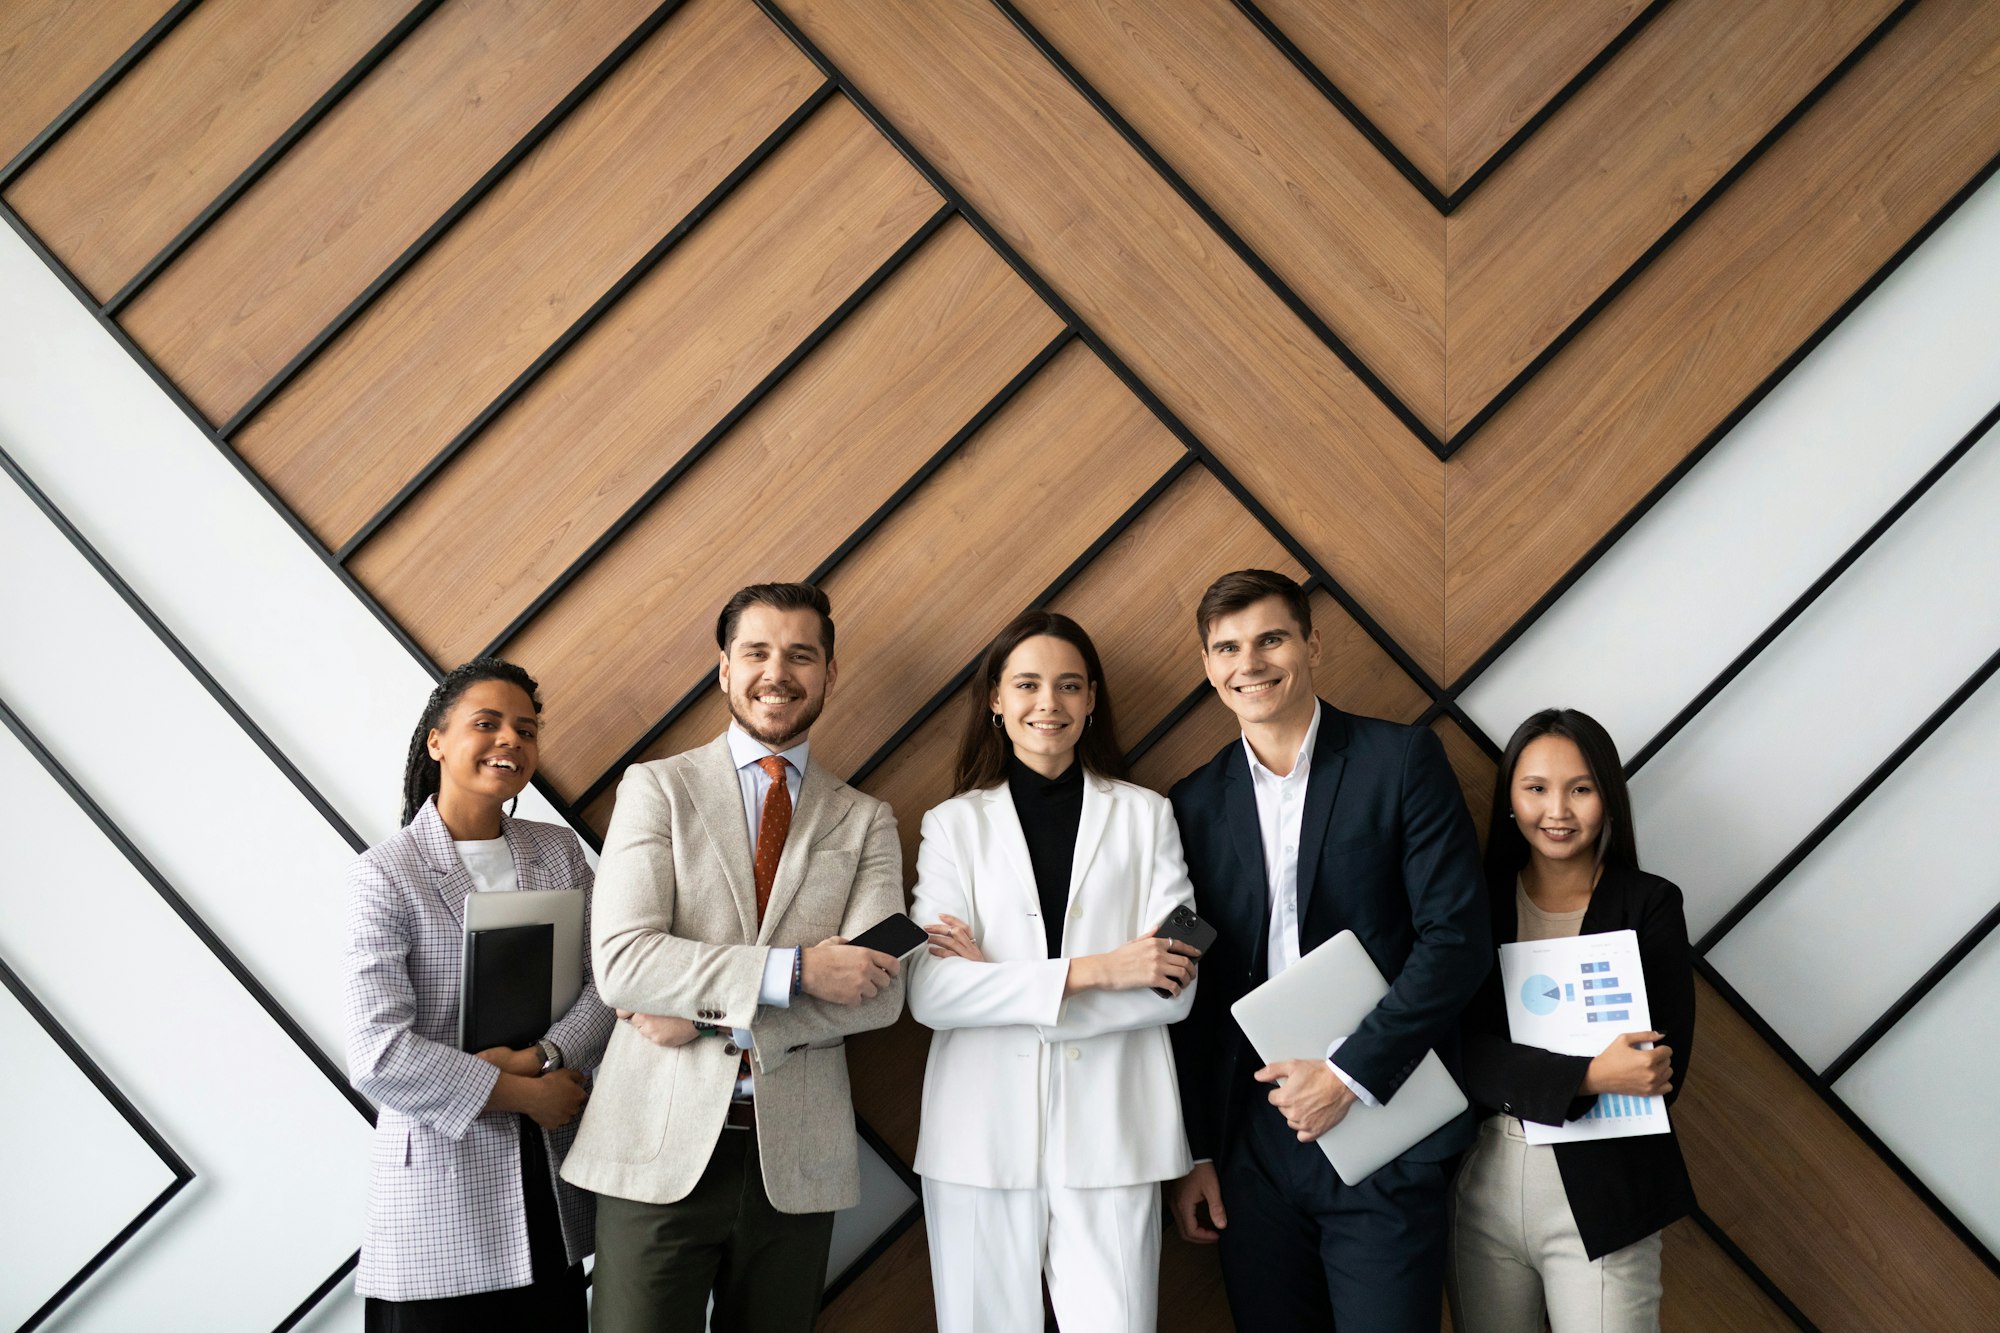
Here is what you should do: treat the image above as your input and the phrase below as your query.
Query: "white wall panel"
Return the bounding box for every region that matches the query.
[1460,174,2000,755]
[0,981,176,1331]
[1835,930,2000,1254]
[1710,671,2000,1070]
[0,475,361,1058]
[1630,429,2000,939]
[0,728,369,1331]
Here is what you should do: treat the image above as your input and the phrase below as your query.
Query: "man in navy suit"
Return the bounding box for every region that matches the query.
[1166,569,1488,1330]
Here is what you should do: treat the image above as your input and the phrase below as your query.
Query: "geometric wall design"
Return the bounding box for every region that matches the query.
[5,0,2000,1327]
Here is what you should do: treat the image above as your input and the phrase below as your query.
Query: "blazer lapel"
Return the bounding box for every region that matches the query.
[1221,748,1269,943]
[687,734,759,943]
[1296,701,1351,917]
[499,814,548,893]
[759,760,852,944]
[412,798,475,925]
[980,784,1043,927]
[1064,773,1113,924]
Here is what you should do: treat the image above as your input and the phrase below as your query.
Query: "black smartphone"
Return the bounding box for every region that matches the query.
[1151,904,1216,998]
[847,912,931,960]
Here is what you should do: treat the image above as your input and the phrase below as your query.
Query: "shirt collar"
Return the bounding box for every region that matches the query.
[1007,753,1085,795]
[1242,701,1321,784]
[727,721,810,778]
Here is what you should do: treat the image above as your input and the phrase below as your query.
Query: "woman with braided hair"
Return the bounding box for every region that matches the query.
[342,658,614,1331]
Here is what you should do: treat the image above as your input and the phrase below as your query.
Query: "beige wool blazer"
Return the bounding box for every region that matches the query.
[560,732,904,1213]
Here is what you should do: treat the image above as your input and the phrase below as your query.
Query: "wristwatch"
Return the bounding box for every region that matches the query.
[535,1039,564,1074]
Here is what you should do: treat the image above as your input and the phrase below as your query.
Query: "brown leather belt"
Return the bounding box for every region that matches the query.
[724,1099,757,1131]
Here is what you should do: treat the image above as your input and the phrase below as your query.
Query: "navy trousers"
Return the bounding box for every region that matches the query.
[1216,1099,1453,1331]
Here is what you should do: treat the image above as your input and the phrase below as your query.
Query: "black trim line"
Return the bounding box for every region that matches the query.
[987,0,1447,457]
[474,200,955,663]
[0,444,367,853]
[821,1202,923,1311]
[335,77,838,561]
[217,0,692,438]
[568,323,1073,813]
[103,0,450,317]
[271,1249,360,1333]
[1628,399,1999,775]
[1696,644,2000,955]
[1823,897,2000,1085]
[0,692,377,1124]
[0,953,194,1333]
[1121,677,1211,771]
[0,0,206,192]
[1687,1208,1819,1331]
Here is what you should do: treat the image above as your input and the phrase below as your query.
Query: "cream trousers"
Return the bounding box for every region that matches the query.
[1447,1115,1663,1333]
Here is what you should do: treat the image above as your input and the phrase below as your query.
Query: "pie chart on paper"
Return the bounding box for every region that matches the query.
[1521,974,1562,1016]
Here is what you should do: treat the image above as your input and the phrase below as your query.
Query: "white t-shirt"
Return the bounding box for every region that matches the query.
[454,837,517,894]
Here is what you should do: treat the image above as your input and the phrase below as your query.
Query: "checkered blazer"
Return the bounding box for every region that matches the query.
[342,797,615,1301]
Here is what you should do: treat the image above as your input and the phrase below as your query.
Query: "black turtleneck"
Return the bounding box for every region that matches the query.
[1006,755,1085,959]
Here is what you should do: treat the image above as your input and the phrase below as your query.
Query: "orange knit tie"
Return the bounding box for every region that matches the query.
[753,755,792,924]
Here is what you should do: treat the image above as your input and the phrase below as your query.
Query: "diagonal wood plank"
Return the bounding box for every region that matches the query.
[1443,0,2000,680]
[6,0,414,300]
[1444,0,1900,436]
[1012,0,1445,436]
[0,0,174,171]
[1250,0,1445,189]
[234,0,819,548]
[778,0,1447,678]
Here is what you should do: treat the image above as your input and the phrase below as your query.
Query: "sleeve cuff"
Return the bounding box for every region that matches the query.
[758,947,796,1010]
[1325,1036,1382,1108]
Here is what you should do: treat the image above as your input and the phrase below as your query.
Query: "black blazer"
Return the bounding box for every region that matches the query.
[1460,862,1697,1258]
[1168,701,1489,1164]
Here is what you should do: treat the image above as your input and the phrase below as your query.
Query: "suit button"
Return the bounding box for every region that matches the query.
[724,1042,740,1057]
[1066,1047,1080,1061]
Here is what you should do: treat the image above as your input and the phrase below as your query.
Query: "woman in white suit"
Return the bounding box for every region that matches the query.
[909,611,1201,1333]
[342,658,614,1332]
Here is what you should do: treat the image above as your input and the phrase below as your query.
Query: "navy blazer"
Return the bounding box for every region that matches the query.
[1168,701,1489,1164]
[1459,863,1697,1258]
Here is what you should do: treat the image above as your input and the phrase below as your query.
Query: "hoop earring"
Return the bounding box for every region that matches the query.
[990,712,1003,729]
[1086,714,1094,728]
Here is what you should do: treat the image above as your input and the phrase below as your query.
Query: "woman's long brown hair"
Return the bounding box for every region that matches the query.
[951,610,1127,795]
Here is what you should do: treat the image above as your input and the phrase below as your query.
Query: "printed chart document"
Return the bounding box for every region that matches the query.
[1499,929,1669,1145]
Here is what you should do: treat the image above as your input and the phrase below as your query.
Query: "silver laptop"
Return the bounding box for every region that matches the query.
[460,888,586,1048]
[1230,930,1467,1185]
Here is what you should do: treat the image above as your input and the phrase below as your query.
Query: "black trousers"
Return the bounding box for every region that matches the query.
[364,1116,587,1333]
[1215,1097,1453,1332]
[590,1127,834,1333]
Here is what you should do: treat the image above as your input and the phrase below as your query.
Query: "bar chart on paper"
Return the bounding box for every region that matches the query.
[1499,930,1672,1144]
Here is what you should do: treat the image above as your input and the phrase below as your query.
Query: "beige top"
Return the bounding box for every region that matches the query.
[1517,877,1588,942]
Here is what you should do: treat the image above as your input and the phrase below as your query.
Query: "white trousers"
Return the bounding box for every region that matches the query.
[1447,1116,1663,1333]
[923,1175,1160,1333]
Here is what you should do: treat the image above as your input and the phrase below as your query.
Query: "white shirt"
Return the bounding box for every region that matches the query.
[724,724,807,1092]
[452,837,516,894]
[1243,706,1380,1107]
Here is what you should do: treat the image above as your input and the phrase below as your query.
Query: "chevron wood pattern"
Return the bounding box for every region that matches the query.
[6,0,2000,1324]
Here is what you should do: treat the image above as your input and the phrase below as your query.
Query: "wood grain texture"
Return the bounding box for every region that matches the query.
[6,0,412,299]
[348,96,940,672]
[1677,976,2000,1328]
[118,0,661,423]
[818,1221,937,1332]
[782,0,1447,678]
[1443,0,2000,680]
[0,0,169,169]
[498,219,1060,797]
[1445,0,1644,189]
[234,0,819,547]
[1444,0,1898,435]
[1253,0,1445,189]
[1430,714,1493,844]
[1015,0,1445,434]
[1658,1217,1794,1331]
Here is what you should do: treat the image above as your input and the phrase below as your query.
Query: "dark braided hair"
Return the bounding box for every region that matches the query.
[400,658,543,826]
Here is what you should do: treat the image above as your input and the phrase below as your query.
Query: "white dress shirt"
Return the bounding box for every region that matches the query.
[725,723,807,1093]
[1243,706,1380,1107]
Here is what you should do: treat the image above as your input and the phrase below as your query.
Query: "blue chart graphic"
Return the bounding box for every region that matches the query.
[1521,974,1562,1016]
[1583,1095,1651,1120]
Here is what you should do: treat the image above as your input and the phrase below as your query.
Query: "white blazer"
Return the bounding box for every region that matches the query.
[907,772,1196,1190]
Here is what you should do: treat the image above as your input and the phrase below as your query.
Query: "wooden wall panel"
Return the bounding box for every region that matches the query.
[501,219,1060,796]
[119,0,661,423]
[819,1223,936,1332]
[1677,976,2000,1329]
[783,0,1448,677]
[6,0,412,299]
[1443,0,1897,434]
[0,0,169,168]
[1445,0,1646,189]
[1658,1218,1794,1331]
[234,0,820,547]
[1015,0,1445,434]
[348,97,939,669]
[1431,714,1494,843]
[1253,0,1445,188]
[1443,0,2000,679]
